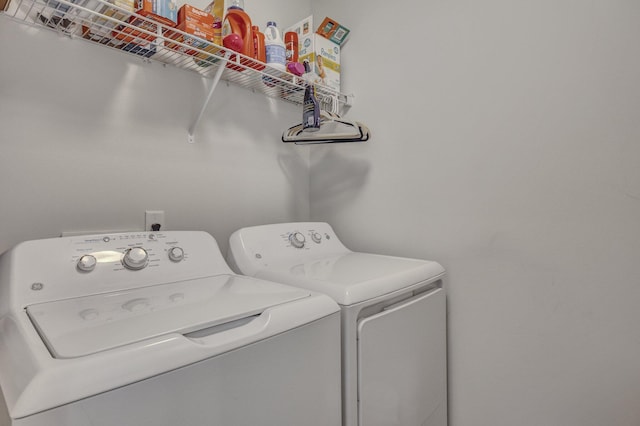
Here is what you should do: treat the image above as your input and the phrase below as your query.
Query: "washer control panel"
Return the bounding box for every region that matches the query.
[70,232,186,273]
[7,231,231,306]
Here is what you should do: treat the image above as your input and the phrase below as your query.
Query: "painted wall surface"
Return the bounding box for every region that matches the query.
[3,0,640,425]
[0,0,311,255]
[311,0,640,425]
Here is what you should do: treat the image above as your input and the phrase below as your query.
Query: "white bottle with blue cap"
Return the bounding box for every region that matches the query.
[265,21,286,71]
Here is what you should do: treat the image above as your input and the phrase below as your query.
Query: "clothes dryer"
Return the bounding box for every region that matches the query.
[0,231,341,426]
[228,222,448,426]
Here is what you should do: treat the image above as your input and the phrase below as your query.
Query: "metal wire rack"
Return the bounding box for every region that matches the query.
[1,0,353,141]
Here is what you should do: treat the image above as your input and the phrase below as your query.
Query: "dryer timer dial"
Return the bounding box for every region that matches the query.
[289,232,306,248]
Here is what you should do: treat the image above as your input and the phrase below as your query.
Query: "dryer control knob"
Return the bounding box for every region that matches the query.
[77,254,97,272]
[289,232,306,248]
[122,247,149,270]
[311,232,322,244]
[168,247,184,262]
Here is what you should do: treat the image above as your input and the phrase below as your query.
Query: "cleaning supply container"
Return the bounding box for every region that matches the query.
[221,7,253,70]
[264,21,286,71]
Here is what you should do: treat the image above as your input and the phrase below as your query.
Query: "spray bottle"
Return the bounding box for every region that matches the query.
[303,84,321,131]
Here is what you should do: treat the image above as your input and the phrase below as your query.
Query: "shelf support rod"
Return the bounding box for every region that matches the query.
[188,51,232,144]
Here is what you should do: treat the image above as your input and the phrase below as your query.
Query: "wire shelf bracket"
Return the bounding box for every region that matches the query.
[187,51,231,144]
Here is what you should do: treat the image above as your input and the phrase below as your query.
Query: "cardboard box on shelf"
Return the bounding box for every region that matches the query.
[193,43,222,67]
[328,24,350,46]
[121,40,156,57]
[136,0,177,24]
[92,0,134,30]
[167,20,214,55]
[316,17,337,39]
[287,16,340,92]
[286,15,313,38]
[285,16,341,92]
[316,16,350,46]
[177,4,213,26]
[304,34,340,92]
[112,9,176,44]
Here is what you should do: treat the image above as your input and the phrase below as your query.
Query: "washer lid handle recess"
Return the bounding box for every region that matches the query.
[26,274,310,359]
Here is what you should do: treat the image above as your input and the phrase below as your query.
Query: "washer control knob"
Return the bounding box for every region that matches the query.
[122,298,150,312]
[77,255,97,272]
[122,247,149,270]
[79,308,99,321]
[168,247,184,262]
[289,232,306,248]
[169,293,184,303]
[311,232,322,244]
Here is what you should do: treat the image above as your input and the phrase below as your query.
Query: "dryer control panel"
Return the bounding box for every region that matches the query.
[228,222,352,276]
[283,227,333,250]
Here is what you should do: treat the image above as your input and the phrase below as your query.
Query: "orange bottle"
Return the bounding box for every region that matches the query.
[221,8,253,70]
[251,25,266,70]
[285,31,298,63]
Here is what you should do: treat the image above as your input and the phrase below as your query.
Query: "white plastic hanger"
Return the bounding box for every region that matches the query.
[282,95,370,144]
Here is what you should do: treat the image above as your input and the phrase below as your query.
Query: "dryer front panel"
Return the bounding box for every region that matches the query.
[357,288,447,426]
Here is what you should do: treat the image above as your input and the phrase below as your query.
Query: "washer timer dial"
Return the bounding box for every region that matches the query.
[122,247,149,270]
[77,254,97,272]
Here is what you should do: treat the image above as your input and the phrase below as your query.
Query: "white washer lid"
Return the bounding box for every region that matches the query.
[255,252,445,306]
[26,274,310,358]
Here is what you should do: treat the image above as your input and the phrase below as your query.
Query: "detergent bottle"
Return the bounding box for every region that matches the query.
[252,25,266,69]
[264,21,286,71]
[221,8,253,69]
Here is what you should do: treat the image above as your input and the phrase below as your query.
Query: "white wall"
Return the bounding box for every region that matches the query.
[311,0,640,425]
[4,1,640,425]
[0,0,311,255]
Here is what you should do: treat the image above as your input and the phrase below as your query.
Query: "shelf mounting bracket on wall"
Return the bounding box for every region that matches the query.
[188,51,232,144]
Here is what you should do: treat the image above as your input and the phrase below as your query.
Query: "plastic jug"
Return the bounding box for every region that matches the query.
[264,21,286,72]
[251,25,266,70]
[222,8,253,70]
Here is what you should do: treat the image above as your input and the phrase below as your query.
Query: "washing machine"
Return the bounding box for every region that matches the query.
[0,231,342,426]
[228,222,448,426]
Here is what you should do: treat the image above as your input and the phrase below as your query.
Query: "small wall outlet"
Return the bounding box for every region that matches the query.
[145,210,165,231]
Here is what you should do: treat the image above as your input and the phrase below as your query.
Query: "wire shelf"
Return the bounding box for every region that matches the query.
[1,0,351,111]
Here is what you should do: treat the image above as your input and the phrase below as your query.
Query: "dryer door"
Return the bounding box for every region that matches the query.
[357,288,447,426]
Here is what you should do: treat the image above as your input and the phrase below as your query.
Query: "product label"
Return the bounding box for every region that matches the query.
[320,46,339,62]
[303,101,320,129]
[266,44,286,66]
